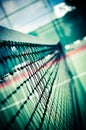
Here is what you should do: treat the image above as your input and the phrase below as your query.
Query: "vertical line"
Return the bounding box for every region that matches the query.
[0,1,13,28]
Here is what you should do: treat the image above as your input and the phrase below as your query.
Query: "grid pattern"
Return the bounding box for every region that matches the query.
[0,40,76,130]
[0,41,85,130]
[0,0,56,33]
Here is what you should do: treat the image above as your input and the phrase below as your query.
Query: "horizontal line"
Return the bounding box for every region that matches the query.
[0,98,27,112]
[0,0,39,20]
[0,56,59,88]
[0,71,86,112]
[0,45,86,89]
[58,71,86,87]
[66,45,86,57]
[0,94,37,112]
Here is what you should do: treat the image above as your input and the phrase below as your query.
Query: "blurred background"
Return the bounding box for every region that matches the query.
[0,0,86,46]
[0,1,86,130]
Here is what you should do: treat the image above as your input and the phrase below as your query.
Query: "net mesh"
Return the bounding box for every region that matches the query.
[0,40,85,130]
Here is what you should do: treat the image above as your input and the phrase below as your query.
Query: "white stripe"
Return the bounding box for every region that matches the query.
[0,71,86,112]
[73,71,86,79]
[0,94,36,112]
[0,98,27,112]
